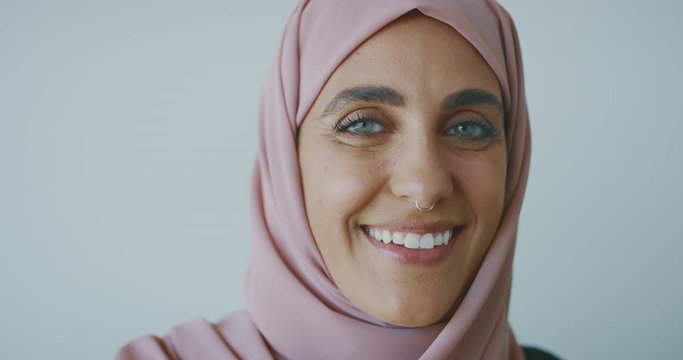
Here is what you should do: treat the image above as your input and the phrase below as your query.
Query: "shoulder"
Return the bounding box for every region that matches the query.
[521,345,562,360]
[115,332,178,360]
[115,311,271,360]
[115,318,218,360]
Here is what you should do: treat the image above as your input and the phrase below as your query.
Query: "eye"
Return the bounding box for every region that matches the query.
[446,117,497,141]
[344,119,382,134]
[335,111,385,135]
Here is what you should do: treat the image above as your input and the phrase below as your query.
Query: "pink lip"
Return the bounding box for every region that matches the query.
[362,225,463,265]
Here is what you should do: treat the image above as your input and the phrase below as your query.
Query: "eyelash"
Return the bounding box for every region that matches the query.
[334,111,498,143]
[446,116,498,140]
[334,111,386,134]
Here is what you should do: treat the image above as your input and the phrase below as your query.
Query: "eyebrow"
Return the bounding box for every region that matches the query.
[441,89,504,114]
[321,86,405,117]
[320,86,503,118]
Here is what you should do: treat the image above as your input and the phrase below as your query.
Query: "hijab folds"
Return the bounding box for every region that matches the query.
[116,0,530,358]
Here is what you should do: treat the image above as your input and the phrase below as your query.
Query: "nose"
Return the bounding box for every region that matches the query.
[389,136,453,210]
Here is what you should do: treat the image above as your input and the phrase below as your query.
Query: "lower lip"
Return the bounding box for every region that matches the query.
[363,227,462,265]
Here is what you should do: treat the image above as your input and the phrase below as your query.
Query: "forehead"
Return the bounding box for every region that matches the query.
[314,14,501,108]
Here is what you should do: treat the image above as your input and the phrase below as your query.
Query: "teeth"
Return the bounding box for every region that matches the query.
[392,232,404,245]
[434,233,443,246]
[403,233,420,249]
[366,226,455,250]
[419,233,434,249]
[382,230,392,244]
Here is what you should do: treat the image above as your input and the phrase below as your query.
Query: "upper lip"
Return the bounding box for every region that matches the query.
[361,220,460,234]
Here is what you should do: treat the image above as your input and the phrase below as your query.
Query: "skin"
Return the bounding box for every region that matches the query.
[298,13,507,327]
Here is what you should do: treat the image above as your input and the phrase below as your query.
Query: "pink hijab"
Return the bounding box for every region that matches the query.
[116,0,530,359]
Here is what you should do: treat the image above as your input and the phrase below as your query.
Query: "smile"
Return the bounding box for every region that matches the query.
[360,224,464,265]
[361,224,464,265]
[366,227,454,249]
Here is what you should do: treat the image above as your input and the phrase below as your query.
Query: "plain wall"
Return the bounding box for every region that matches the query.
[1,1,681,359]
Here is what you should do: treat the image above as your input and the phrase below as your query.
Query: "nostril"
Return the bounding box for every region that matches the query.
[389,173,453,209]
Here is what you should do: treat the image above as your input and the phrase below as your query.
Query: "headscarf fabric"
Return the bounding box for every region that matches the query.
[116,0,530,359]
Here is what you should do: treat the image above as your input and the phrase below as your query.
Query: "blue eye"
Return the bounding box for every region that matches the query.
[446,118,496,141]
[336,115,384,134]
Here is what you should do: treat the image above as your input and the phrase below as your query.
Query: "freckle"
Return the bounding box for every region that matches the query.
[323,165,328,173]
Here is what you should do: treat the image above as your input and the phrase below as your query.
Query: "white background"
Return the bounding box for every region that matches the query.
[1,1,681,359]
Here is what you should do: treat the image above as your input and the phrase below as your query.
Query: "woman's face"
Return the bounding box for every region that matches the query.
[298,14,506,327]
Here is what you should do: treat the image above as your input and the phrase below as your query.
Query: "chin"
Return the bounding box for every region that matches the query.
[367,295,452,328]
[379,310,445,328]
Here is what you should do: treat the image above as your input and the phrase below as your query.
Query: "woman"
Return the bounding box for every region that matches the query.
[117,0,555,358]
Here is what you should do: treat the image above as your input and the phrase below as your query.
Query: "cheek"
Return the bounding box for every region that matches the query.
[452,147,507,225]
[300,139,386,250]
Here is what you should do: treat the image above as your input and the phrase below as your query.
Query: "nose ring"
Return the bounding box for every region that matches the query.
[415,200,435,212]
